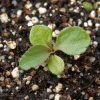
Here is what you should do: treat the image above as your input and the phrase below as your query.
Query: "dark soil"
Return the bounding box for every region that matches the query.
[0,0,100,100]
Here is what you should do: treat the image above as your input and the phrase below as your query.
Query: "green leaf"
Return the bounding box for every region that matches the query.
[82,2,93,11]
[29,25,52,48]
[19,45,50,70]
[48,55,64,75]
[55,26,90,55]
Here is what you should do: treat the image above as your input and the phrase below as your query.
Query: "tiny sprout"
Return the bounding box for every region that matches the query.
[19,25,90,75]
[82,2,93,11]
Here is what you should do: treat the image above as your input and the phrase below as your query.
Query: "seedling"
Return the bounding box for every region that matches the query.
[82,2,93,11]
[19,25,90,75]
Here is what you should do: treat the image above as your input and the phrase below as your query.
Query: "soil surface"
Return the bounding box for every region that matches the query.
[0,0,100,100]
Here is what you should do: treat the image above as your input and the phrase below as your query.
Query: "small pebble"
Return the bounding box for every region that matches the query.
[11,67,19,78]
[6,85,11,88]
[48,23,56,30]
[80,12,84,16]
[57,75,61,78]
[66,87,69,90]
[88,20,93,27]
[90,10,96,18]
[0,87,3,93]
[11,20,15,25]
[3,45,9,51]
[86,30,91,35]
[25,15,31,21]
[84,22,88,27]
[25,1,32,9]
[47,88,52,93]
[7,41,16,49]
[12,31,16,35]
[73,9,79,13]
[92,41,98,47]
[89,97,94,100]
[80,73,83,77]
[40,20,43,23]
[32,17,39,24]
[95,78,100,85]
[32,84,39,91]
[74,55,80,60]
[38,7,47,14]
[35,2,41,8]
[89,57,95,63]
[32,10,36,15]
[49,94,54,99]
[59,8,66,13]
[69,8,74,11]
[0,77,4,81]
[67,63,72,68]
[81,91,85,95]
[24,95,29,100]
[43,66,48,71]
[1,8,6,13]
[26,76,32,81]
[27,21,33,26]
[0,44,3,48]
[54,94,61,100]
[44,2,48,6]
[6,71,11,76]
[15,86,19,90]
[0,56,5,61]
[52,9,56,13]
[16,80,21,85]
[18,38,22,42]
[52,32,57,37]
[95,23,100,28]
[72,67,75,72]
[70,0,76,4]
[55,83,63,93]
[26,81,30,85]
[78,19,82,25]
[0,13,9,23]
[17,10,22,17]
[8,56,13,59]
[54,30,60,35]
[12,0,17,6]
[52,30,60,37]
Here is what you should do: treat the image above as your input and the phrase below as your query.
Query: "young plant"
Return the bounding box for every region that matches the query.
[19,25,90,75]
[82,2,93,11]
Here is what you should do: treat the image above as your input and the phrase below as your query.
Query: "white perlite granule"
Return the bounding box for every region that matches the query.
[0,13,9,23]
[38,7,47,14]
[11,67,19,78]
